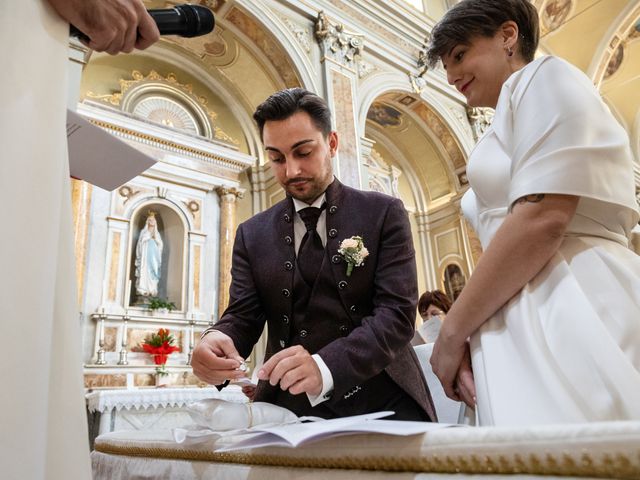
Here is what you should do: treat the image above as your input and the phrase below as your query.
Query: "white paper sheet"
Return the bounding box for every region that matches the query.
[216,412,463,452]
[67,109,156,191]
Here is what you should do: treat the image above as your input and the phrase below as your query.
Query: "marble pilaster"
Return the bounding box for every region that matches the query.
[216,186,245,317]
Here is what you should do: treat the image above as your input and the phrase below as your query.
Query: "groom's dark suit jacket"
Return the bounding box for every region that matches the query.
[215,179,436,421]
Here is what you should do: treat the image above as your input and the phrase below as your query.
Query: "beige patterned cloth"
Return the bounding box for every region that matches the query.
[93,421,640,479]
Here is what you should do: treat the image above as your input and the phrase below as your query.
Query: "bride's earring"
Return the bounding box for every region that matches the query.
[506,45,513,57]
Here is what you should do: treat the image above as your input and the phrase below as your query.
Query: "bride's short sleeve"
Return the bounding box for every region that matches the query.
[498,57,637,212]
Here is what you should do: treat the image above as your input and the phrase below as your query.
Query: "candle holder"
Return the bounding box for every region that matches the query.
[117,310,130,365]
[95,309,107,365]
[186,316,195,365]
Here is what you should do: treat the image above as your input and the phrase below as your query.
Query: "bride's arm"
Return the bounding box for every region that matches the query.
[431,193,579,401]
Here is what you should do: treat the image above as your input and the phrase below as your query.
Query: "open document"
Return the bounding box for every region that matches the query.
[67,109,156,191]
[217,412,461,451]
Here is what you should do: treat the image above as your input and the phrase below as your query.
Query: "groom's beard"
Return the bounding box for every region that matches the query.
[285,154,333,203]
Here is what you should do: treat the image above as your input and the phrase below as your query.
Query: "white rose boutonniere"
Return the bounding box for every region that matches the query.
[338,236,369,277]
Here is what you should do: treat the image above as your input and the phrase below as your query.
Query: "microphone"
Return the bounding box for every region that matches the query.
[70,5,215,42]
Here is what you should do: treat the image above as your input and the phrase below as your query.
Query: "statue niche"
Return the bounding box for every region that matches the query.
[128,204,185,310]
[135,212,163,298]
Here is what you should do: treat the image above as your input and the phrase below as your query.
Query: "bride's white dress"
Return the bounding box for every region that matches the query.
[462,56,640,426]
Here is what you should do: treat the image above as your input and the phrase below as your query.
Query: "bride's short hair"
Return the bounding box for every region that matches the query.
[426,0,539,67]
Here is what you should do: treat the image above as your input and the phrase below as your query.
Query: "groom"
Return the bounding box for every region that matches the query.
[192,88,436,421]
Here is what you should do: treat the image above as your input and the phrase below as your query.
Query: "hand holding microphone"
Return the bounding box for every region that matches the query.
[49,0,214,55]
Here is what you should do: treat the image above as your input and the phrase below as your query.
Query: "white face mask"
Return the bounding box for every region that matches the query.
[427,315,442,323]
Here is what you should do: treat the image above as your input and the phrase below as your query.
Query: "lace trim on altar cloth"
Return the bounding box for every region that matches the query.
[86,387,247,413]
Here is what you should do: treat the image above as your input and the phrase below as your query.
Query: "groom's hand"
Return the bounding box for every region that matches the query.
[191,330,247,386]
[258,345,322,396]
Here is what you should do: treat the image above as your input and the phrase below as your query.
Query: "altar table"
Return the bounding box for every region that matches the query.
[92,420,640,479]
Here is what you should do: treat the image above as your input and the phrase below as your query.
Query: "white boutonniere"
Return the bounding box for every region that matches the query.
[338,236,369,277]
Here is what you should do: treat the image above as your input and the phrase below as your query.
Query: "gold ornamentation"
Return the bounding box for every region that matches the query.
[86,70,239,145]
[93,440,640,478]
[118,185,139,203]
[186,200,200,214]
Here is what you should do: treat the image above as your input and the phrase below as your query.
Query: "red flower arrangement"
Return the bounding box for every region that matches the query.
[142,328,180,374]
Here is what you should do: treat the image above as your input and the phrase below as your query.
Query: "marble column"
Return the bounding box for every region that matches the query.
[68,40,92,305]
[315,12,365,189]
[71,179,92,305]
[216,186,244,318]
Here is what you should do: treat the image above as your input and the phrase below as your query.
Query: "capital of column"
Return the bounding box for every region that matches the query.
[216,186,245,203]
[315,11,364,68]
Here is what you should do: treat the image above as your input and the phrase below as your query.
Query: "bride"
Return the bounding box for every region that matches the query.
[426,0,640,426]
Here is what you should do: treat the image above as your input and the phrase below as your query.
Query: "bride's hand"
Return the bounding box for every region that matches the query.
[430,326,467,401]
[454,344,476,408]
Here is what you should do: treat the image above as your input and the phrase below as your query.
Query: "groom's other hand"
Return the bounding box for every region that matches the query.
[258,345,322,396]
[192,330,247,386]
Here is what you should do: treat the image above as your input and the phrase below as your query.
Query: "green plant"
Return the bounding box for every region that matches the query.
[146,297,177,312]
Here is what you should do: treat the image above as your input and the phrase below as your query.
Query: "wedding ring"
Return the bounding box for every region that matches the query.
[237,361,248,372]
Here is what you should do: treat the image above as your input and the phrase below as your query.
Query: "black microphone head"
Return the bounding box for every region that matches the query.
[175,5,215,38]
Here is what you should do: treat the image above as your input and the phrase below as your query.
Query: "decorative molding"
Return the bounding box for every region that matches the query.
[195,0,226,12]
[591,4,640,87]
[413,103,466,170]
[466,107,494,142]
[409,35,430,94]
[367,102,404,129]
[457,170,469,187]
[315,11,364,69]
[279,15,312,54]
[86,70,239,145]
[184,200,201,215]
[357,60,377,79]
[226,6,301,88]
[118,185,140,204]
[365,148,401,199]
[539,0,574,36]
[77,102,254,180]
[323,0,416,54]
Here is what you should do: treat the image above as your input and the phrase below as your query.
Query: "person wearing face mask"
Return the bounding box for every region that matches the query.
[426,0,640,425]
[412,290,452,345]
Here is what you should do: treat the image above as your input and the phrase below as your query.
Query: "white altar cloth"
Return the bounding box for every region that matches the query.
[86,386,247,413]
[86,386,248,447]
[92,420,640,479]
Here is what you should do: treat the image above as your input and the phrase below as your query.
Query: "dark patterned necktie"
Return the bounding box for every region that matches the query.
[297,203,326,286]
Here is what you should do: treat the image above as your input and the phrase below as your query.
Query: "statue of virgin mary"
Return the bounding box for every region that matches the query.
[135,212,163,298]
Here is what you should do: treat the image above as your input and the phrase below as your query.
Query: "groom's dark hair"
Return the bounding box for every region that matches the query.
[253,88,333,141]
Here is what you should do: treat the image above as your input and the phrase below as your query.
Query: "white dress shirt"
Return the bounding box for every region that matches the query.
[292,193,334,406]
